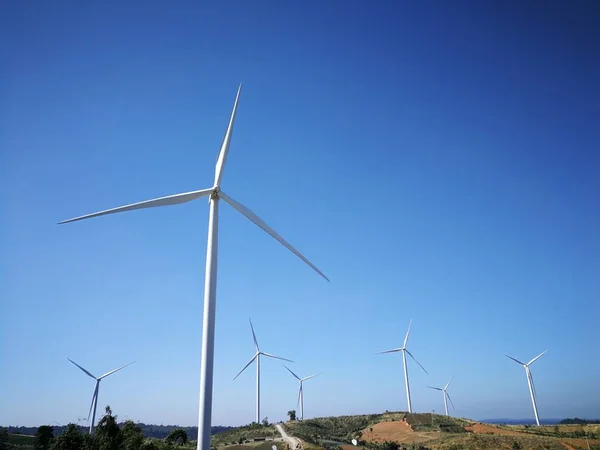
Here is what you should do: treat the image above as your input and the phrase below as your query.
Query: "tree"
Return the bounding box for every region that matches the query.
[165,429,188,446]
[51,424,84,450]
[94,406,122,450]
[121,422,144,450]
[261,418,269,427]
[35,426,55,450]
[287,411,297,421]
[0,428,9,450]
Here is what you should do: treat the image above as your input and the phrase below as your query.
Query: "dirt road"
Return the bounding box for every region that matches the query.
[275,424,302,450]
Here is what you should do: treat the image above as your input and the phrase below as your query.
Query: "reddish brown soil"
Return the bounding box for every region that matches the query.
[362,421,438,445]
[465,423,525,437]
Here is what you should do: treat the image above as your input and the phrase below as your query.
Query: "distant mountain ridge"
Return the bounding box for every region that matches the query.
[2,424,233,440]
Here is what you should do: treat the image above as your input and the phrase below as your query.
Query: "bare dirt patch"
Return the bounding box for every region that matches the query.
[465,423,525,437]
[362,421,439,445]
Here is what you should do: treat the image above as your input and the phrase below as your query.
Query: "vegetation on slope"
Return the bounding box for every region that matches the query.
[282,412,600,450]
[210,420,279,447]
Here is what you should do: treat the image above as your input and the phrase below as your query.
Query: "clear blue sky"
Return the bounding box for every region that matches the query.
[1,0,599,428]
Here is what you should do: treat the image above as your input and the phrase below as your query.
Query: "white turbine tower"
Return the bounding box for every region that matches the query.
[427,377,454,416]
[376,320,428,413]
[233,319,292,424]
[282,365,322,421]
[505,350,547,426]
[67,358,134,434]
[58,85,329,450]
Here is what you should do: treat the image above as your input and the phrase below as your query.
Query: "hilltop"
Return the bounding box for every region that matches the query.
[212,412,600,450]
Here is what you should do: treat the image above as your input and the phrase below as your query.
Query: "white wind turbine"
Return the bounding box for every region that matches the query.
[505,350,547,426]
[58,85,329,450]
[283,365,322,421]
[427,377,454,416]
[376,320,428,413]
[233,319,292,424]
[67,358,134,434]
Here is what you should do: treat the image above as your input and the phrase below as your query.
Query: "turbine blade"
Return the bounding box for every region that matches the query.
[528,368,538,400]
[375,348,402,355]
[297,384,302,408]
[444,376,454,390]
[67,358,96,379]
[88,382,99,421]
[283,364,301,381]
[233,353,258,380]
[219,191,329,281]
[98,361,135,379]
[214,84,242,187]
[249,318,260,352]
[58,189,213,224]
[301,372,323,382]
[527,350,547,366]
[261,352,293,363]
[446,391,456,409]
[403,320,413,348]
[504,354,526,365]
[405,349,428,374]
[427,386,443,391]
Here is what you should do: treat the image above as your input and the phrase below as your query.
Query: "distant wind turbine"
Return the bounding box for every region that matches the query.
[376,320,428,413]
[67,358,134,434]
[58,85,329,450]
[234,319,293,424]
[283,365,322,421]
[427,377,454,416]
[504,350,547,426]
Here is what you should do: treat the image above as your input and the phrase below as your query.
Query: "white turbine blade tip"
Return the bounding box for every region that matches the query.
[262,352,293,363]
[504,354,526,365]
[233,353,258,380]
[527,350,548,366]
[406,349,428,374]
[403,319,413,347]
[249,318,260,351]
[283,364,301,381]
[375,348,402,355]
[67,358,96,379]
[58,189,212,224]
[219,191,329,281]
[302,372,323,382]
[98,361,135,379]
[213,85,243,187]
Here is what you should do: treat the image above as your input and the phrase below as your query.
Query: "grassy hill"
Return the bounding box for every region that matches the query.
[210,423,280,447]
[278,411,600,450]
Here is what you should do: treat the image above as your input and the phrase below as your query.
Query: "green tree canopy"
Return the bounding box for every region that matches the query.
[34,426,55,450]
[50,424,84,450]
[165,429,188,446]
[94,406,122,450]
[121,421,144,450]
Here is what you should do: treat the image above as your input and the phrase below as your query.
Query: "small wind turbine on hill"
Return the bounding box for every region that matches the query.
[67,358,134,434]
[283,364,322,421]
[234,319,293,424]
[427,377,454,416]
[504,350,547,426]
[58,85,329,450]
[376,319,428,413]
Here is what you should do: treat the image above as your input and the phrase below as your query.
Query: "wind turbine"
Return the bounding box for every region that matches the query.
[504,350,547,426]
[376,320,428,413]
[233,319,292,424]
[58,85,329,450]
[283,365,322,421]
[427,377,454,416]
[67,358,134,434]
